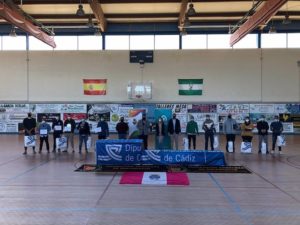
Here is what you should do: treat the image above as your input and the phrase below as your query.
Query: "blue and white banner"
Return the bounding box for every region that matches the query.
[96,139,226,166]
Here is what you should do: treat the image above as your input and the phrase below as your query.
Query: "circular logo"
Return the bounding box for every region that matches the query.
[111,114,119,122]
[149,174,160,180]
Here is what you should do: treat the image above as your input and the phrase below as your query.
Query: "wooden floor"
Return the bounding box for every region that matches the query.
[0,134,300,225]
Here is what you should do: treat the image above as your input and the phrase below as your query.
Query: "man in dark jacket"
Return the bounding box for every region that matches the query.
[168,113,181,150]
[256,115,269,154]
[116,117,129,139]
[97,117,109,139]
[77,119,90,153]
[23,112,37,155]
[52,116,64,152]
[137,114,150,149]
[38,116,51,153]
[270,115,283,154]
[202,114,216,150]
[63,114,76,152]
[223,114,238,152]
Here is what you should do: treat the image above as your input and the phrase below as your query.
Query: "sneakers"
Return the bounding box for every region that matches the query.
[279,151,283,155]
[23,151,27,155]
[271,150,275,154]
[258,150,261,154]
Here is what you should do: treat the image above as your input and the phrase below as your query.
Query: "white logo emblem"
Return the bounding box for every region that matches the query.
[105,144,122,161]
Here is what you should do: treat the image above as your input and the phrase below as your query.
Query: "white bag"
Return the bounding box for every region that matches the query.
[228,141,234,152]
[240,142,252,153]
[87,136,92,150]
[213,136,219,149]
[277,135,286,147]
[24,136,36,147]
[56,136,67,150]
[261,142,267,154]
[183,137,189,150]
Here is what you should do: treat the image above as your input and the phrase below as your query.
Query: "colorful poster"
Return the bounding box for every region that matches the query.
[286,104,300,114]
[0,104,30,113]
[128,109,145,138]
[274,104,289,114]
[154,109,172,149]
[187,104,217,113]
[217,104,249,114]
[63,113,87,122]
[60,104,87,113]
[250,104,275,114]
[283,123,294,133]
[35,104,63,113]
[156,104,188,113]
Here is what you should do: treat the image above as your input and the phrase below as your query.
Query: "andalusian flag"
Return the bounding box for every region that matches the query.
[178,79,203,95]
[83,79,107,95]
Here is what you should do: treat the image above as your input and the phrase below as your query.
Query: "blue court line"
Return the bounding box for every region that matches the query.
[208,173,254,225]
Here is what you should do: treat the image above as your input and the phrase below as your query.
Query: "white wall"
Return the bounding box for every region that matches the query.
[0,49,299,102]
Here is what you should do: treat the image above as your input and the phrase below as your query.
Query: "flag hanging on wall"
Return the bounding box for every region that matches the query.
[83,79,107,95]
[178,79,203,95]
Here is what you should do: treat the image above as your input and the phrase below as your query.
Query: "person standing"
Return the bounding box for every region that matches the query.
[116,117,129,139]
[97,117,109,139]
[23,112,37,155]
[77,119,90,154]
[137,114,150,150]
[240,117,254,142]
[202,114,215,150]
[168,113,181,150]
[256,115,269,154]
[38,116,51,153]
[223,114,238,152]
[270,115,283,154]
[155,117,166,149]
[186,116,199,150]
[63,114,76,152]
[52,116,64,153]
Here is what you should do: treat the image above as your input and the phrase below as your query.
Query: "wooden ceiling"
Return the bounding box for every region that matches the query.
[1,0,300,33]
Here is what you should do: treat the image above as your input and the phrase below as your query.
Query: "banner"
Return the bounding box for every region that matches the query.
[96,139,226,166]
[250,104,275,113]
[217,104,249,114]
[0,104,30,113]
[187,104,217,113]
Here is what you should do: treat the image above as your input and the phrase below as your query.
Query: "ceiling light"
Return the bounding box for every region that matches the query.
[282,15,291,25]
[187,3,196,16]
[9,26,17,37]
[76,4,85,16]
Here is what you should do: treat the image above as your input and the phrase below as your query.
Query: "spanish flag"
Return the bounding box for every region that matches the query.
[83,79,107,95]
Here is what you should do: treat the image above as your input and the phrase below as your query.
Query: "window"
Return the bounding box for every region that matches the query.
[233,34,258,49]
[29,36,53,51]
[288,33,300,48]
[182,34,207,49]
[105,35,129,50]
[130,35,154,50]
[2,36,26,50]
[78,35,102,50]
[54,36,78,50]
[261,33,287,48]
[207,34,231,49]
[155,35,179,50]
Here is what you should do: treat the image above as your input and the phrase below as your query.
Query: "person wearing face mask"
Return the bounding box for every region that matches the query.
[38,116,51,153]
[202,114,216,150]
[256,115,269,154]
[63,114,76,152]
[52,116,64,153]
[97,116,109,139]
[223,113,238,152]
[270,115,283,154]
[23,112,37,155]
[241,117,254,143]
[168,113,181,150]
[186,115,199,150]
[137,114,150,150]
[116,117,129,139]
[155,117,166,149]
[77,119,90,154]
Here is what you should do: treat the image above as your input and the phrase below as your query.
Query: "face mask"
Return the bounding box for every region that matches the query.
[173,116,176,119]
[28,114,32,118]
[42,120,45,123]
[100,118,104,121]
[245,119,249,122]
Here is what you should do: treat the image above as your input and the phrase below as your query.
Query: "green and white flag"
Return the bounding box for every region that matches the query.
[178,79,203,95]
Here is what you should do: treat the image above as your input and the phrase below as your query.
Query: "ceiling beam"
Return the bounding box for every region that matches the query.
[89,0,107,32]
[178,0,188,31]
[0,1,56,48]
[230,0,288,46]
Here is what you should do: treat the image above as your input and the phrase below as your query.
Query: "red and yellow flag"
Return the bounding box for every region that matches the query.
[83,79,107,95]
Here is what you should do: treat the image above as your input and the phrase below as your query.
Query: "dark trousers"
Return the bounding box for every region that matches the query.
[98,134,107,140]
[205,132,214,150]
[242,136,253,142]
[79,135,88,152]
[39,136,49,151]
[53,134,61,151]
[272,133,282,151]
[139,134,148,150]
[226,134,236,152]
[188,135,196,149]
